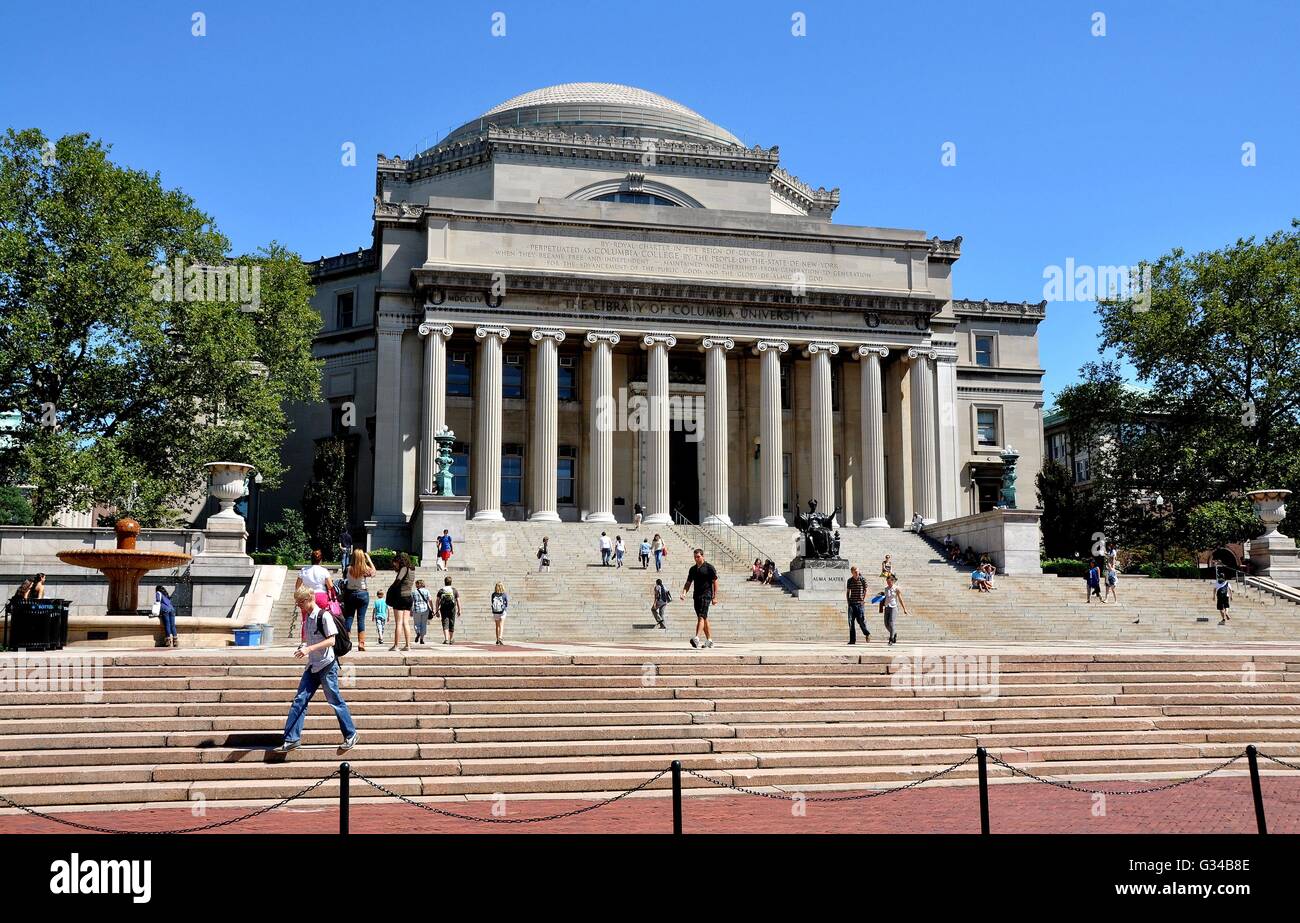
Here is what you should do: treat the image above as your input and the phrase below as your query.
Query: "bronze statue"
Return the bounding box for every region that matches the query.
[793,499,843,560]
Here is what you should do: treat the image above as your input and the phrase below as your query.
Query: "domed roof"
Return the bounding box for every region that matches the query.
[436,82,742,148]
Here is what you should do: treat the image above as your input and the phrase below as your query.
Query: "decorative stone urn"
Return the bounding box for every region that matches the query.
[205,462,253,521]
[1246,489,1300,588]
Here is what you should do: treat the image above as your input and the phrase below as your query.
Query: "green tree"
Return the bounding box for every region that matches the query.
[0,485,34,525]
[265,509,311,566]
[1087,221,1300,536]
[1185,500,1262,556]
[0,129,321,525]
[301,436,350,558]
[1036,459,1104,558]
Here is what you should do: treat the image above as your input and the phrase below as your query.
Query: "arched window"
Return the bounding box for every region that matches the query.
[591,191,681,207]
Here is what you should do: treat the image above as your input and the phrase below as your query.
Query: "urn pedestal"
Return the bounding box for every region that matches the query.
[1248,490,1300,589]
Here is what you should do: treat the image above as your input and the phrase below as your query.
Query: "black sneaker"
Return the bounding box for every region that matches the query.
[689,637,700,649]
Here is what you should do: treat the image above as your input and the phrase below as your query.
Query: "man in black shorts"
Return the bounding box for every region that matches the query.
[683,548,719,649]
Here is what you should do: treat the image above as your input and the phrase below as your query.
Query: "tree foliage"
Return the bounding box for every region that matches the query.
[301,436,350,558]
[0,485,33,525]
[1036,459,1104,558]
[0,128,321,525]
[1053,222,1300,547]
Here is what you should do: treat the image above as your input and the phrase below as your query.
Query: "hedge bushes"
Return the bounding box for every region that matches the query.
[1041,558,1089,578]
[1041,557,1201,579]
[369,549,421,571]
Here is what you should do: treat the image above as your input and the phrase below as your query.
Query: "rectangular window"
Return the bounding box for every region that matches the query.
[502,444,524,505]
[1049,433,1066,461]
[448,352,472,397]
[1074,457,1090,484]
[335,291,354,330]
[451,443,470,496]
[830,363,842,412]
[503,353,525,399]
[558,356,577,401]
[780,363,791,411]
[977,409,999,447]
[974,335,995,368]
[782,452,792,514]
[557,446,576,505]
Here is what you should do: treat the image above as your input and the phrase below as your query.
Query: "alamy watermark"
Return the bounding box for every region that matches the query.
[151,258,261,311]
[0,652,105,702]
[890,650,1000,701]
[594,388,703,442]
[1042,259,1151,311]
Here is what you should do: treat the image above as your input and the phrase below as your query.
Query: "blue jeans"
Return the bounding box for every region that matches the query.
[601,548,611,565]
[653,549,663,571]
[847,602,868,643]
[282,660,356,743]
[342,589,369,633]
[159,613,177,636]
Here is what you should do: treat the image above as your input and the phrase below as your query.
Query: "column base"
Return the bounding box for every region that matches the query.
[756,515,788,527]
[472,510,505,523]
[643,513,672,525]
[585,512,616,524]
[528,510,561,522]
[859,517,889,528]
[702,513,733,527]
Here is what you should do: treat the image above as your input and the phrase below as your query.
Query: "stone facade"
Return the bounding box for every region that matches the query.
[267,83,1046,554]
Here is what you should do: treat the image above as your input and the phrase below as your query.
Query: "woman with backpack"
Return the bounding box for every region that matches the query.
[436,576,461,645]
[490,581,509,645]
[153,585,178,647]
[650,578,671,629]
[386,552,415,651]
[412,579,433,644]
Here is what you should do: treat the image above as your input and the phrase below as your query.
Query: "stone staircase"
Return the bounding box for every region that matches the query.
[2,646,1299,811]
[264,521,1300,646]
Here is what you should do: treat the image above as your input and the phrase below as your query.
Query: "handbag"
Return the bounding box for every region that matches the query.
[323,579,343,617]
[151,600,162,617]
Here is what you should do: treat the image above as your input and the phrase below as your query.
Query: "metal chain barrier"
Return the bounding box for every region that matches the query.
[0,770,341,835]
[984,750,1246,795]
[683,752,978,802]
[1258,750,1300,773]
[348,767,671,823]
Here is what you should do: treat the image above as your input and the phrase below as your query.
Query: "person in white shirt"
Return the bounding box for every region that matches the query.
[599,531,612,566]
[295,549,331,594]
[614,535,625,568]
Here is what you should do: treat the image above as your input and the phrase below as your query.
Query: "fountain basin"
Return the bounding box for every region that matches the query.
[55,518,192,615]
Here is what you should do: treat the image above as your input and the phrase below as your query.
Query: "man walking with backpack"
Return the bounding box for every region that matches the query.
[276,586,357,752]
[437,576,462,645]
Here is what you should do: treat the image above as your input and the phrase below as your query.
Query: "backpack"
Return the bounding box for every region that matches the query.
[316,611,352,659]
[438,587,457,617]
[491,593,506,614]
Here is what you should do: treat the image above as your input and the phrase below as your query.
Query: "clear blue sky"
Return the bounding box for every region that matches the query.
[2,0,1297,402]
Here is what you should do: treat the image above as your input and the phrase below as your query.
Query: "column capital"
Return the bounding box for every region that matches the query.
[641,332,677,349]
[530,327,567,344]
[907,346,938,361]
[855,344,889,360]
[585,330,621,347]
[475,325,511,342]
[804,341,840,357]
[699,336,734,352]
[418,320,453,338]
[932,344,960,363]
[753,338,789,355]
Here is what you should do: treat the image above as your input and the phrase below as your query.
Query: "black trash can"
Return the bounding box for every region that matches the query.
[3,598,71,651]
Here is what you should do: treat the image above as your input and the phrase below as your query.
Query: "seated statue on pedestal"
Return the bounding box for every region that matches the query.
[793,499,843,561]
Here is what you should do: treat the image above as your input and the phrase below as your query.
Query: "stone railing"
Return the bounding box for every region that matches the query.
[922,509,1043,575]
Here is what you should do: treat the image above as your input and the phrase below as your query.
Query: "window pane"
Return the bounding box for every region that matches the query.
[447,357,471,396]
[502,361,525,398]
[592,191,681,206]
[975,336,993,368]
[557,458,575,505]
[336,292,354,330]
[558,364,576,401]
[452,452,469,496]
[501,453,523,504]
[780,364,791,410]
[977,410,998,446]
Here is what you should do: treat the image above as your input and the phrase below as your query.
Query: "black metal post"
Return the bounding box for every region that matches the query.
[340,762,351,835]
[1246,745,1267,834]
[977,747,990,834]
[671,760,682,834]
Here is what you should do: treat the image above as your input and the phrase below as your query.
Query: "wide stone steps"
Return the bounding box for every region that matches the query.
[2,649,1299,810]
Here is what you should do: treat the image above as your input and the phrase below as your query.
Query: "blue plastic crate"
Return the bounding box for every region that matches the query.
[233,627,262,647]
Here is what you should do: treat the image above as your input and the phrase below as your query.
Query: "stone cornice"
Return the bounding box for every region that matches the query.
[769,167,840,219]
[953,298,1047,320]
[927,236,963,262]
[308,247,377,281]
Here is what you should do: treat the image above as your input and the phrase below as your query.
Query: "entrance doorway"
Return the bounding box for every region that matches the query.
[669,427,700,522]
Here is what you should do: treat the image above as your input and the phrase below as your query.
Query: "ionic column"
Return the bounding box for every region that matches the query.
[584,331,620,524]
[856,345,889,527]
[908,347,939,524]
[529,327,565,522]
[472,325,510,522]
[755,339,789,526]
[418,321,453,495]
[700,337,733,526]
[642,333,676,525]
[805,341,840,526]
[935,348,961,521]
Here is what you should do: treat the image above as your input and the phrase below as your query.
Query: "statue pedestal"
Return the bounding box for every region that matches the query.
[786,556,851,599]
[412,494,470,565]
[1250,535,1300,589]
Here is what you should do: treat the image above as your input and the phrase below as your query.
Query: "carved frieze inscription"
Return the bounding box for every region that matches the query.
[441,222,912,292]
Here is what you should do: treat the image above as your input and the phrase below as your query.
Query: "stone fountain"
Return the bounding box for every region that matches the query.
[56,518,192,614]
